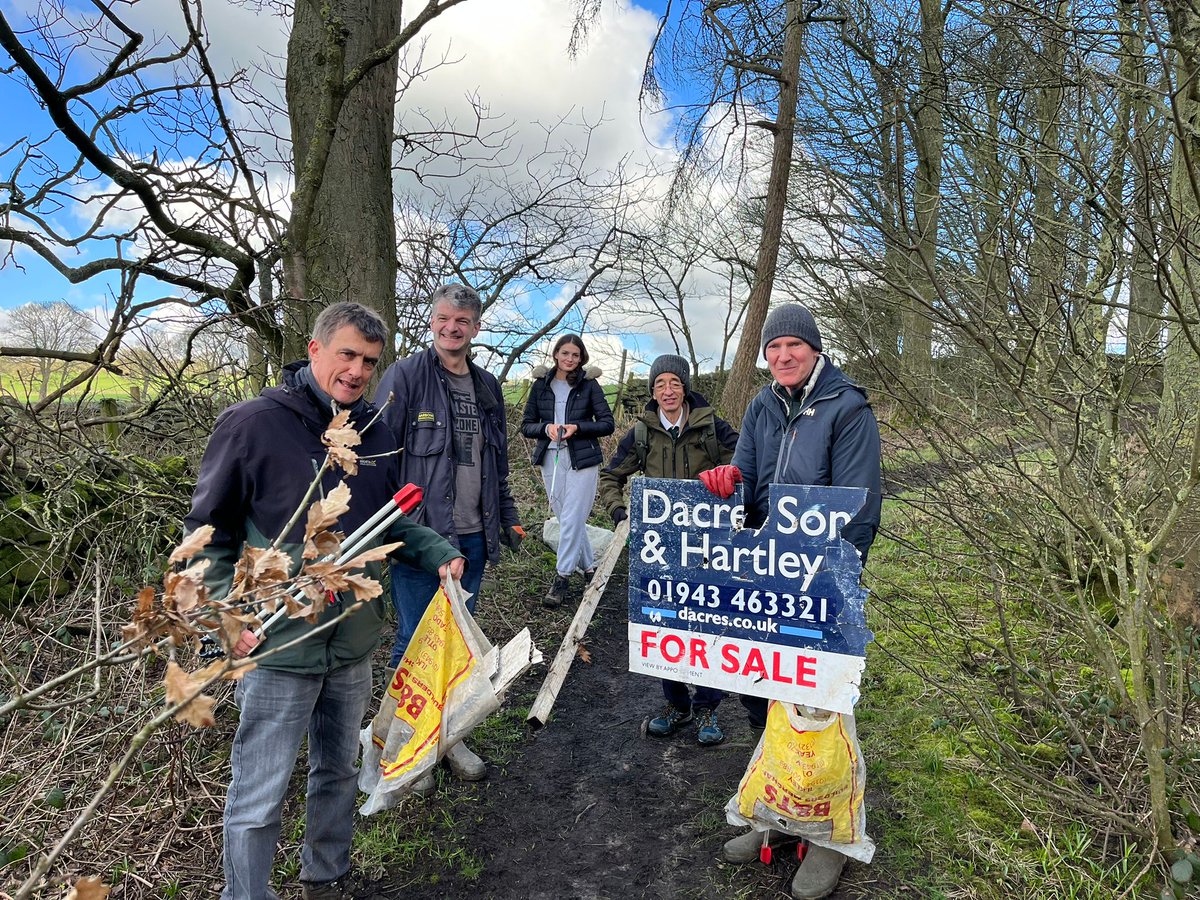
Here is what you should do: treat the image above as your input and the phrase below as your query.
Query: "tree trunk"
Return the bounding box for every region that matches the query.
[284,0,400,363]
[1025,0,1069,368]
[901,0,943,387]
[719,0,805,426]
[1161,0,1200,433]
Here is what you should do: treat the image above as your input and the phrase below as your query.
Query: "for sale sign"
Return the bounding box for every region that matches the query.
[627,478,872,714]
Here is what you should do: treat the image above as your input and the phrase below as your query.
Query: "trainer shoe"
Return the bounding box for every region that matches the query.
[696,707,725,745]
[445,740,486,781]
[722,828,790,864]
[790,843,847,898]
[647,704,693,737]
[301,877,353,900]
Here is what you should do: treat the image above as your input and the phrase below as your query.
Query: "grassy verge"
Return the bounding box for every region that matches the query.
[859,498,1159,899]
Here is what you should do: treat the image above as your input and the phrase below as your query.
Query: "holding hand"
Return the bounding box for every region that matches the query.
[612,507,628,526]
[698,464,742,499]
[438,556,466,586]
[231,629,260,660]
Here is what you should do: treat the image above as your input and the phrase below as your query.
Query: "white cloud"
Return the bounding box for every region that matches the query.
[3,0,834,378]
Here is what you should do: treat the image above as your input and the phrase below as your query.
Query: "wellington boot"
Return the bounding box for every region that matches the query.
[412,770,436,797]
[790,843,847,899]
[722,828,786,864]
[445,741,486,781]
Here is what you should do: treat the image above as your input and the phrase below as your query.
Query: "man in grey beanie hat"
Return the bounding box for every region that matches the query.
[700,302,881,900]
[599,353,739,746]
[648,353,692,395]
[760,303,823,353]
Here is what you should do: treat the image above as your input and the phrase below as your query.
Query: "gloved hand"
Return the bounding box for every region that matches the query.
[612,507,628,526]
[501,524,526,550]
[698,464,742,499]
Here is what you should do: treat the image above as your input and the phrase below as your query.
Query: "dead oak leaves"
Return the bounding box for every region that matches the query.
[120,416,393,730]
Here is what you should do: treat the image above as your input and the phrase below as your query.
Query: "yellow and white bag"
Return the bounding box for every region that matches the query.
[725,700,875,863]
[358,579,539,814]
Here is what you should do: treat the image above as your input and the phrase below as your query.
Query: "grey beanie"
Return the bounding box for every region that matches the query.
[761,303,822,354]
[649,354,691,394]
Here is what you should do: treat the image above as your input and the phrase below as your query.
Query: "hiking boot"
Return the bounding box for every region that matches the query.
[543,574,570,608]
[412,769,435,797]
[445,741,486,781]
[790,843,847,899]
[696,707,725,745]
[722,828,787,864]
[301,877,353,900]
[577,568,597,593]
[647,704,693,737]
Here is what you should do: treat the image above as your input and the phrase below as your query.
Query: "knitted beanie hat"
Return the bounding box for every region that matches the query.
[761,303,823,354]
[649,354,691,394]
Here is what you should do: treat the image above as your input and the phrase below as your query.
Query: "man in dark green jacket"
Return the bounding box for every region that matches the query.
[186,303,463,900]
[599,354,738,744]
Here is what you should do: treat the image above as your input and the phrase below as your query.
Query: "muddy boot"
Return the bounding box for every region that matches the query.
[543,574,570,608]
[412,769,436,797]
[722,828,785,864]
[647,703,693,736]
[790,843,847,899]
[445,740,486,781]
[301,877,353,900]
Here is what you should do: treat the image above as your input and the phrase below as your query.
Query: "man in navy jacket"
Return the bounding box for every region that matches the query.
[700,303,881,900]
[188,303,464,900]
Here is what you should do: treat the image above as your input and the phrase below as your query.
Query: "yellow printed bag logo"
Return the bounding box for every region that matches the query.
[374,587,475,779]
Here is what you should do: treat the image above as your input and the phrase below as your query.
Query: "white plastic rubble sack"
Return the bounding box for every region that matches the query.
[725,700,875,863]
[541,516,616,559]
[358,578,540,814]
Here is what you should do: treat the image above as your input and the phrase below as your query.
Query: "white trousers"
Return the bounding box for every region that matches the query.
[541,449,599,577]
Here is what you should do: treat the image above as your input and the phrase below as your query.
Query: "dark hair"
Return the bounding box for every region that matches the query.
[313,302,388,347]
[430,283,482,322]
[551,333,588,386]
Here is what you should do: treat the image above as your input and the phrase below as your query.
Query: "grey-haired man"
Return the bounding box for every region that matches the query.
[376,284,524,786]
[700,303,881,900]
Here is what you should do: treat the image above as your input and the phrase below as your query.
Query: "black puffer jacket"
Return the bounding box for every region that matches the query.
[520,365,614,469]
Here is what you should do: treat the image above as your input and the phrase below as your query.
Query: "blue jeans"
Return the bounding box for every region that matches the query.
[662,679,725,711]
[389,530,487,666]
[221,658,372,900]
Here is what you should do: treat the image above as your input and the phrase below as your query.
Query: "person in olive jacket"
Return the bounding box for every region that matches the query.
[598,354,739,745]
[186,303,464,900]
[520,333,614,607]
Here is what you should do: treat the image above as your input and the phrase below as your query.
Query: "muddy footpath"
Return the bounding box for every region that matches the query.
[365,559,892,900]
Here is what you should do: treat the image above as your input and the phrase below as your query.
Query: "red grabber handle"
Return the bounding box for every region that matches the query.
[393,483,423,515]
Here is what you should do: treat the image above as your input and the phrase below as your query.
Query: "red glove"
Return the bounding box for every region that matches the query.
[699,465,742,499]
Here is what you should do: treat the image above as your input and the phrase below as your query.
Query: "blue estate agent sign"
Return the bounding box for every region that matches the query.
[627,477,872,714]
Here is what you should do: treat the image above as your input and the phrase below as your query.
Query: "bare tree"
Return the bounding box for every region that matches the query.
[1,302,96,401]
[782,0,1195,864]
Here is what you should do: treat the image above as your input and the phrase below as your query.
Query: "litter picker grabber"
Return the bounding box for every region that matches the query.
[254,482,424,638]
